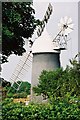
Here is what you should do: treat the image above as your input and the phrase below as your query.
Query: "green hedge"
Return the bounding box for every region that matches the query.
[2,98,80,120]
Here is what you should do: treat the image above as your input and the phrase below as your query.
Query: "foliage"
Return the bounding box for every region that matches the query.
[33,57,80,99]
[2,56,80,120]
[2,98,80,120]
[13,92,27,98]
[0,78,11,99]
[2,2,41,63]
[1,78,11,88]
[7,81,31,98]
[48,97,80,120]
[10,81,31,93]
[1,79,31,98]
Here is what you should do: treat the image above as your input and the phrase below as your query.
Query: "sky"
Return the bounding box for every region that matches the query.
[1,0,79,83]
[33,0,79,2]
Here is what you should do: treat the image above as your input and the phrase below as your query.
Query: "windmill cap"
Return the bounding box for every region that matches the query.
[32,29,60,54]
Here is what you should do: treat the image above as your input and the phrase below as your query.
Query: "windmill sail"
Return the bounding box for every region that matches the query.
[8,52,32,93]
[37,3,53,37]
[53,16,73,50]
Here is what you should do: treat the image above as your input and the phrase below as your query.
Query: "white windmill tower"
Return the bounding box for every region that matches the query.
[8,3,73,103]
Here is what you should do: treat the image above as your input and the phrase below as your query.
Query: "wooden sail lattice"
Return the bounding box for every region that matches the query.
[8,52,32,93]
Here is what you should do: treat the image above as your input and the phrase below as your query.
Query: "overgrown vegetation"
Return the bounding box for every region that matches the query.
[2,55,80,120]
[1,78,31,98]
[7,81,31,98]
[2,97,80,120]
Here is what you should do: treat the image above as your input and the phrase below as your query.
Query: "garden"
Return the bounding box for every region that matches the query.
[2,57,80,120]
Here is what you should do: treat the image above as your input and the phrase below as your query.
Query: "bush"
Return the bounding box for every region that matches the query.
[13,92,27,98]
[33,57,80,99]
[48,96,80,120]
[2,98,80,120]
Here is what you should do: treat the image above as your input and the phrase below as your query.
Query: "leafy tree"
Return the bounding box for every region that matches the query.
[33,55,80,99]
[1,78,11,88]
[2,2,41,63]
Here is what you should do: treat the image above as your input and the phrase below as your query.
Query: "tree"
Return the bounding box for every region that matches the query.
[2,2,41,63]
[1,78,11,88]
[33,55,80,99]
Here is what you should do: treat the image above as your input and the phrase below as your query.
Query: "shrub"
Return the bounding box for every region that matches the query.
[2,98,80,120]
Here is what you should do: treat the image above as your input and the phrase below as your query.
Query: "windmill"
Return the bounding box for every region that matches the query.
[31,17,73,102]
[8,3,73,102]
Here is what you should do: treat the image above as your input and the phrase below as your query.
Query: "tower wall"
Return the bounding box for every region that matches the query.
[31,52,60,102]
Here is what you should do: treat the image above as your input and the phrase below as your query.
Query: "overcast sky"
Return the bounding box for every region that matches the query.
[1,0,79,83]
